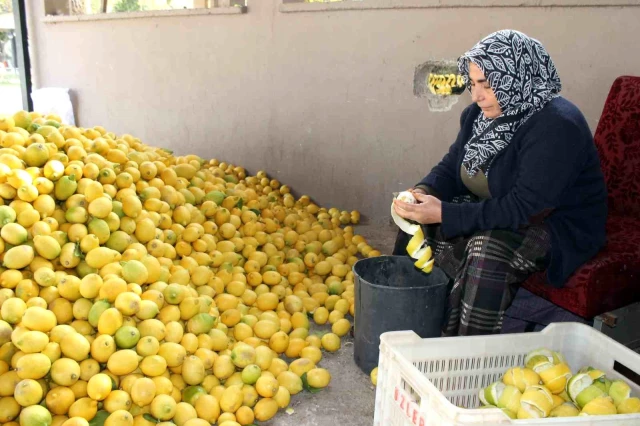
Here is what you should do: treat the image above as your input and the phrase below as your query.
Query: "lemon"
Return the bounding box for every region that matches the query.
[121,260,148,285]
[181,355,205,386]
[0,114,385,426]
[106,350,139,376]
[150,394,176,421]
[7,169,33,189]
[14,378,44,406]
[3,245,35,269]
[520,385,554,418]
[54,175,77,200]
[538,363,571,394]
[68,397,98,421]
[277,371,303,395]
[524,348,565,367]
[45,386,76,415]
[114,292,141,316]
[255,375,279,398]
[131,377,157,406]
[608,380,632,407]
[87,300,110,328]
[617,397,640,414]
[194,394,221,423]
[230,343,256,369]
[13,330,49,353]
[550,402,580,417]
[185,312,214,335]
[0,205,17,227]
[241,365,262,385]
[23,143,49,167]
[219,386,243,413]
[173,402,198,426]
[502,367,541,393]
[331,318,351,337]
[0,396,19,422]
[85,247,121,269]
[496,384,522,414]
[580,396,617,416]
[568,374,602,408]
[33,235,62,260]
[19,404,52,426]
[370,367,378,386]
[136,300,159,321]
[181,385,207,406]
[60,333,90,362]
[16,353,51,380]
[1,298,27,324]
[87,373,112,401]
[43,160,65,181]
[103,390,131,413]
[139,355,166,378]
[12,111,32,130]
[289,358,316,378]
[303,367,331,390]
[270,386,290,411]
[104,410,133,426]
[321,333,341,352]
[267,331,289,354]
[114,326,141,349]
[90,335,115,363]
[50,358,81,386]
[253,397,278,422]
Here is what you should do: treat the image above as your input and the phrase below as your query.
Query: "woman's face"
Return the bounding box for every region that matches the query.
[468,62,502,119]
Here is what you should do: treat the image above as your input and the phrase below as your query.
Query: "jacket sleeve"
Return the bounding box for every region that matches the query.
[440,117,588,238]
[414,106,475,202]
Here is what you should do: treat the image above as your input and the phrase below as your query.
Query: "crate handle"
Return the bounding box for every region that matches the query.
[614,361,640,387]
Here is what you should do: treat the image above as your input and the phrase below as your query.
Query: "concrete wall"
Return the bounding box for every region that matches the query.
[27,1,640,221]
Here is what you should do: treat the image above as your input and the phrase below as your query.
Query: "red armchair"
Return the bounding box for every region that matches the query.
[522,76,640,319]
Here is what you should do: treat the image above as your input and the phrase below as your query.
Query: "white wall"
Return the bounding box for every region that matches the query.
[27,1,640,221]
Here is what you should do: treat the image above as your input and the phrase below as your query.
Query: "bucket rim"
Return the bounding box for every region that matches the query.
[352,256,448,291]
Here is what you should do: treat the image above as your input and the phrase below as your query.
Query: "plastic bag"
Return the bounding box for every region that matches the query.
[31,87,76,126]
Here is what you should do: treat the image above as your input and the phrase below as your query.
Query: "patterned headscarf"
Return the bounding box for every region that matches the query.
[458,30,562,177]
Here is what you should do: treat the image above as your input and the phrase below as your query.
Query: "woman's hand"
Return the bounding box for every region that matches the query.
[393,193,442,224]
[406,187,426,195]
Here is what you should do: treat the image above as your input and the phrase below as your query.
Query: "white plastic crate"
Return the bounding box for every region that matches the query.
[374,323,640,426]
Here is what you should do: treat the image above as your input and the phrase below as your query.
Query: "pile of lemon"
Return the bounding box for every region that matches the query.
[479,348,640,419]
[0,111,380,426]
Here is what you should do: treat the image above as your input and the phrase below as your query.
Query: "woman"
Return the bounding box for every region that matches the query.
[393,30,607,337]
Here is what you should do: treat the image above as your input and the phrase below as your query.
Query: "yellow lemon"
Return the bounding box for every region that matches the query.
[106,350,139,376]
[253,397,278,422]
[306,368,331,388]
[16,353,51,380]
[19,405,52,426]
[14,378,44,407]
[87,373,113,401]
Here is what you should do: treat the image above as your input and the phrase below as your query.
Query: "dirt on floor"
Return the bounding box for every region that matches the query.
[262,220,398,426]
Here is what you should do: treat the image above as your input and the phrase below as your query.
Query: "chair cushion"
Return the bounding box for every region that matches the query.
[593,76,640,216]
[522,216,640,318]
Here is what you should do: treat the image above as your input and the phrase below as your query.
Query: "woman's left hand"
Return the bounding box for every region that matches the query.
[393,193,442,224]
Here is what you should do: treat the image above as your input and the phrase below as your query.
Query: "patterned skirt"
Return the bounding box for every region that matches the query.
[393,208,551,336]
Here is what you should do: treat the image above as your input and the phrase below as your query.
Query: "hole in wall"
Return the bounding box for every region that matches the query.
[414,60,465,112]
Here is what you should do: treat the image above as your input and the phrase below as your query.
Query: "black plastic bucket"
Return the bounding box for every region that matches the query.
[353,255,448,374]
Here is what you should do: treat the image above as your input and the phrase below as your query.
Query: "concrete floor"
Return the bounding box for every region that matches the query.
[262,334,376,426]
[263,221,398,426]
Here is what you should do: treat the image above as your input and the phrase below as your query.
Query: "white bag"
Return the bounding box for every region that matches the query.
[31,88,76,126]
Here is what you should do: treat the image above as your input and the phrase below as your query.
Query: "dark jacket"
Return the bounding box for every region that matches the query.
[417,97,607,287]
